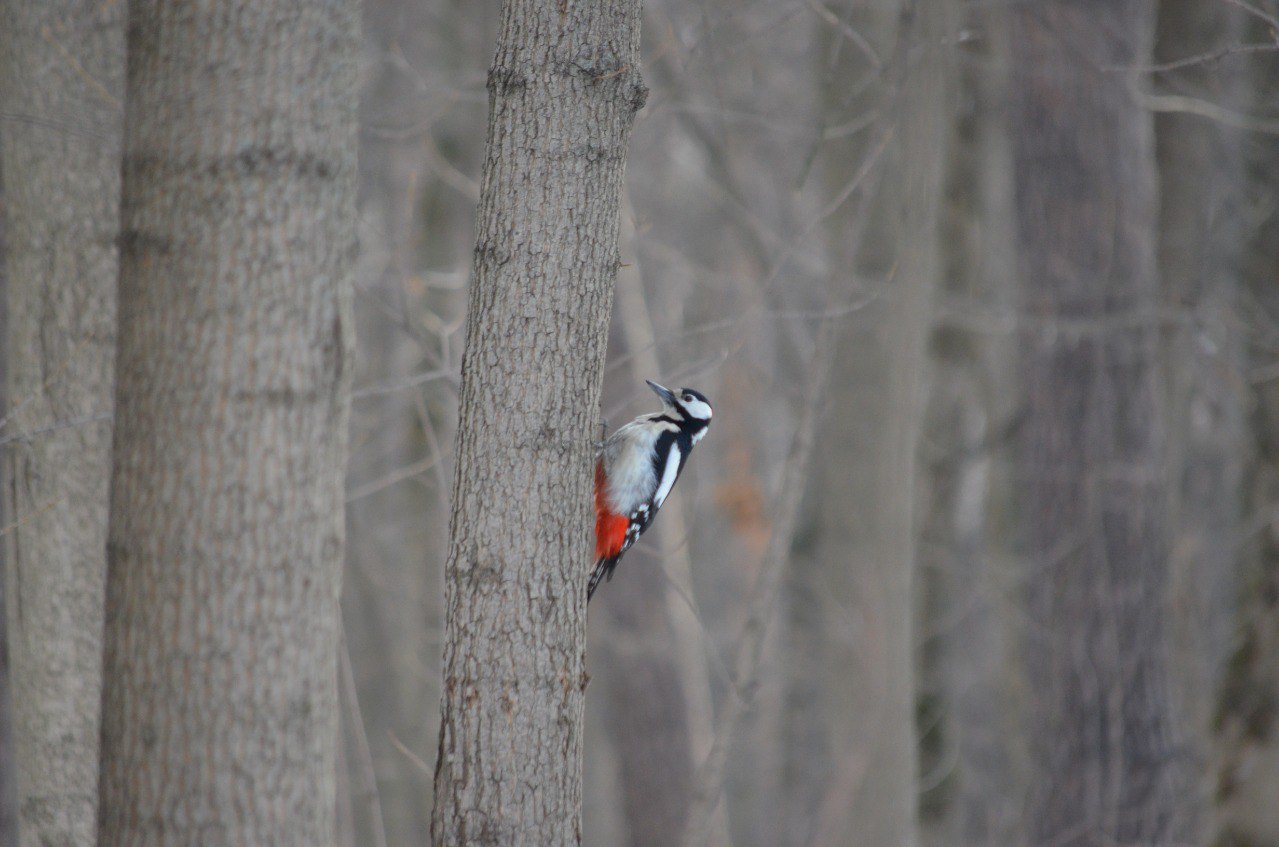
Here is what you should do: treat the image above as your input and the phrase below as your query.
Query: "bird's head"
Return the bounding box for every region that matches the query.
[647,379,713,425]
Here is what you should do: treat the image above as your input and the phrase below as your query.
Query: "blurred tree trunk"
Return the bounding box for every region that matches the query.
[0,2,123,845]
[97,1,358,843]
[0,158,15,847]
[1008,2,1193,843]
[796,2,948,844]
[1152,1,1248,842]
[918,6,1026,845]
[428,0,646,842]
[1213,7,1279,843]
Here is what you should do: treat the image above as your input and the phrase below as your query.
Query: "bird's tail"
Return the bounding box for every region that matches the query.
[587,556,619,602]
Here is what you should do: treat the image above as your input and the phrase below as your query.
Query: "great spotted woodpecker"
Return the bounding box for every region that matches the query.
[590,380,713,600]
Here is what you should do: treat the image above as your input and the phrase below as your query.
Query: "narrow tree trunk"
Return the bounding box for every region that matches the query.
[1152,2,1247,841]
[922,6,1025,844]
[97,1,358,843]
[1008,2,1192,843]
[1213,6,1279,842]
[0,2,124,844]
[428,0,646,843]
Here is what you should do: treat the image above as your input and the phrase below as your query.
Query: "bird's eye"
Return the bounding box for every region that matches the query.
[683,393,692,401]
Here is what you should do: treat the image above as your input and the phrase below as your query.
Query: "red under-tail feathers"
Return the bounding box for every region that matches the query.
[594,459,629,564]
[591,460,630,599]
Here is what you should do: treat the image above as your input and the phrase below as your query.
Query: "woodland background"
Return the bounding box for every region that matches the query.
[2,0,1279,845]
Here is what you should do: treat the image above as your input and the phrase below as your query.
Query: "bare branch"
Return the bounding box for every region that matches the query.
[1224,0,1279,32]
[339,633,390,847]
[1136,89,1279,134]
[804,0,882,69]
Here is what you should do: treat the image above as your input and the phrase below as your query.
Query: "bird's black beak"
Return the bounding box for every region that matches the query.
[646,380,677,406]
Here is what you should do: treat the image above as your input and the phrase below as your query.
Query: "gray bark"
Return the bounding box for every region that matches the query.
[1008,2,1192,843]
[97,1,358,844]
[0,2,124,844]
[428,0,646,842]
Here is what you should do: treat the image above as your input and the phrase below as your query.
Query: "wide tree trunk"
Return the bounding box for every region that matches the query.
[427,0,645,842]
[791,2,948,844]
[0,2,124,845]
[1008,2,1192,843]
[97,1,358,844]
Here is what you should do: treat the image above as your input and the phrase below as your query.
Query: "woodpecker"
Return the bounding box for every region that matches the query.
[590,379,713,600]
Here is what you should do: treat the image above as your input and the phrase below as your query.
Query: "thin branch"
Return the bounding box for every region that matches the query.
[1225,0,1279,32]
[344,453,442,503]
[40,21,122,108]
[1136,89,1279,134]
[352,368,454,399]
[804,0,882,69]
[1129,41,1279,73]
[339,633,390,847]
[0,412,113,449]
[388,730,435,777]
[0,496,64,540]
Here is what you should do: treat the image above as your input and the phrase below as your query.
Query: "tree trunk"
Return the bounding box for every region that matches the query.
[97,1,358,844]
[0,2,124,844]
[1151,2,1248,842]
[920,6,1025,844]
[1213,6,1279,842]
[428,0,646,843]
[1008,2,1192,843]
[796,2,947,844]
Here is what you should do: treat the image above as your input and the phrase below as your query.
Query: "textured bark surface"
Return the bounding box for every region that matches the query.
[97,1,358,844]
[429,0,645,843]
[1009,2,1192,843]
[0,2,123,845]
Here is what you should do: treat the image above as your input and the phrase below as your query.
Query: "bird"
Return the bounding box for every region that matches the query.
[590,379,713,600]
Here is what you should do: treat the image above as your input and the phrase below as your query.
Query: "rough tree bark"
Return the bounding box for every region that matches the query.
[428,0,646,843]
[1009,2,1193,843]
[0,2,124,844]
[97,1,358,844]
[432,0,649,844]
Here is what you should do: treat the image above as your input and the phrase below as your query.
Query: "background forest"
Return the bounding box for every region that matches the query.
[2,0,1279,845]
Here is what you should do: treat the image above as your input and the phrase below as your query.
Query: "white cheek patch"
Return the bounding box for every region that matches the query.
[653,444,682,509]
[683,399,713,421]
